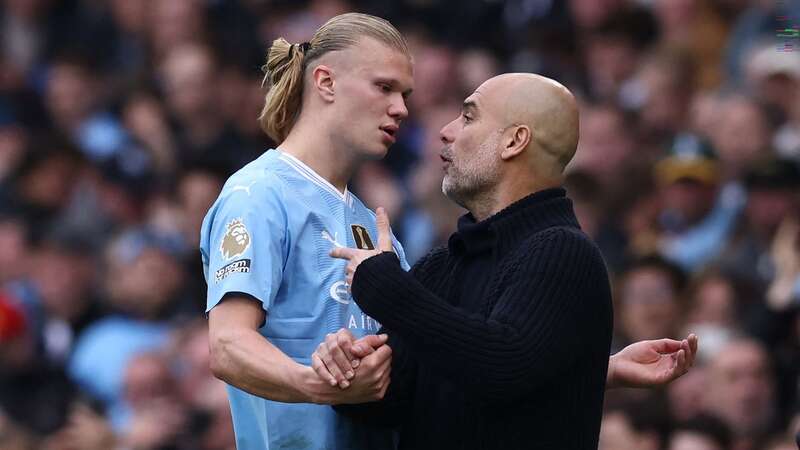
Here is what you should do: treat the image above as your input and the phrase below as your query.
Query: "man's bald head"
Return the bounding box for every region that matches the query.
[475,73,579,173]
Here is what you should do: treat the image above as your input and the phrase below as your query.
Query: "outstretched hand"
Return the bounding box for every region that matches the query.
[330,207,395,287]
[607,334,698,389]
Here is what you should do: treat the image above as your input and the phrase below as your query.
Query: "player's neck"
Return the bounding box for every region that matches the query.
[278,124,356,194]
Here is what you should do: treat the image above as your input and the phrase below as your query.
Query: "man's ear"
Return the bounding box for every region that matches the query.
[500,125,531,160]
[311,65,335,103]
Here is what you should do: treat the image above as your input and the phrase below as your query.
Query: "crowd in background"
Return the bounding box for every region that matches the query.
[0,0,799,449]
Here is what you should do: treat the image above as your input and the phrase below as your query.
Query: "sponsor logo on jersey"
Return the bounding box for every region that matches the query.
[214,259,251,283]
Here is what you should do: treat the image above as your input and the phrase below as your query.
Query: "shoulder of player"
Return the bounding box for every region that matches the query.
[219,166,288,203]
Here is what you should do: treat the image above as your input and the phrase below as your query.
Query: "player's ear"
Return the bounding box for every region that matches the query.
[312,65,335,102]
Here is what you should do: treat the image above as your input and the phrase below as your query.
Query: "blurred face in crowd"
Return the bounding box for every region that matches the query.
[620,266,680,341]
[178,170,223,246]
[571,105,634,182]
[712,98,769,176]
[598,412,660,450]
[0,219,27,284]
[704,339,774,436]
[110,0,147,35]
[668,366,708,422]
[31,245,93,323]
[745,187,797,238]
[45,62,95,129]
[668,431,722,450]
[406,43,455,112]
[438,79,507,208]
[637,57,691,137]
[124,353,177,409]
[660,179,717,227]
[107,244,184,319]
[19,151,80,211]
[161,44,218,124]
[584,35,638,100]
[687,276,737,328]
[325,37,412,161]
[569,0,626,29]
[150,0,204,58]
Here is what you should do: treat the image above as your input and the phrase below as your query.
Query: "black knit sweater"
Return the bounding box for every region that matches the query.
[338,188,613,450]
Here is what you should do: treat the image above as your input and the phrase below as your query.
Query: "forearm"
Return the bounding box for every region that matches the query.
[210,327,331,404]
[352,253,584,398]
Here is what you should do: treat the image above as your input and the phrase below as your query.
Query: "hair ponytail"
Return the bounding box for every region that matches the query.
[258,38,307,143]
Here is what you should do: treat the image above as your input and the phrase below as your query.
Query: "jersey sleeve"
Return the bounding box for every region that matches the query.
[200,178,287,314]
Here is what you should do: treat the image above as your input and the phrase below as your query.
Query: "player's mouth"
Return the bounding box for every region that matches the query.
[380,124,398,144]
[440,153,452,170]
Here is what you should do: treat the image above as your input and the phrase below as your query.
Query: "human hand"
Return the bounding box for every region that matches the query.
[311,328,389,388]
[607,334,698,389]
[306,344,393,404]
[330,207,394,287]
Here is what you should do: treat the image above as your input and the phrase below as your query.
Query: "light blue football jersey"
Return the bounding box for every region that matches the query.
[200,149,409,450]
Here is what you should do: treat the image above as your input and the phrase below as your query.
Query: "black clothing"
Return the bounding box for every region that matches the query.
[340,188,614,450]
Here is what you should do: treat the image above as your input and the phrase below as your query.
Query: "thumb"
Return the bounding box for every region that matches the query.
[376,207,394,252]
[352,333,388,356]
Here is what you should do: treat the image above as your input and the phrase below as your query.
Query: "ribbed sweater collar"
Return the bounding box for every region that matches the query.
[448,187,580,255]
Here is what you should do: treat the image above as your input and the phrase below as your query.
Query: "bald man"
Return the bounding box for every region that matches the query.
[317,74,626,449]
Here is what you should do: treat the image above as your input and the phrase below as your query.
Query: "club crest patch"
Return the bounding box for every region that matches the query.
[351,224,374,250]
[220,218,251,260]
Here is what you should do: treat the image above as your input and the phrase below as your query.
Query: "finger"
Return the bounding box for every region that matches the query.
[352,340,376,359]
[687,334,698,364]
[335,329,356,364]
[311,353,337,387]
[327,334,355,381]
[330,247,357,260]
[648,338,685,354]
[320,345,348,387]
[674,349,687,377]
[370,343,393,365]
[375,207,394,252]
[353,334,388,356]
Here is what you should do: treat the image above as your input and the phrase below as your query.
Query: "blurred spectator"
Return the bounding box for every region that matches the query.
[667,415,732,450]
[703,338,777,450]
[0,291,77,438]
[653,134,744,271]
[615,255,687,349]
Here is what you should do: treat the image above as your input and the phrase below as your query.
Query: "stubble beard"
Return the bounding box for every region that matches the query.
[441,131,502,211]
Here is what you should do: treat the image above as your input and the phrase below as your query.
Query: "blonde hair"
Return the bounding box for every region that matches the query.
[258,13,409,143]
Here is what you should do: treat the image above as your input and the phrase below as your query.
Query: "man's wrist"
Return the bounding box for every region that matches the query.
[293,364,335,405]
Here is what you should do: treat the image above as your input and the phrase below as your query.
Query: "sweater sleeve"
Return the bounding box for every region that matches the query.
[350,228,609,403]
[332,330,417,427]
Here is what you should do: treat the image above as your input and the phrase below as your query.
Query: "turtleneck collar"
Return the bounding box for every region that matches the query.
[447,187,580,256]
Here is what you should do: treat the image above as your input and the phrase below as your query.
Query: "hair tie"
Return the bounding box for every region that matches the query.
[300,42,311,53]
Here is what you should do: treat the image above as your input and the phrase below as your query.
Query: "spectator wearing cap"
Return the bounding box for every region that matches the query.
[654,133,746,271]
